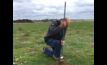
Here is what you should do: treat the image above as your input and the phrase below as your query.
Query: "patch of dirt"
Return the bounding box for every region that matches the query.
[52,60,71,65]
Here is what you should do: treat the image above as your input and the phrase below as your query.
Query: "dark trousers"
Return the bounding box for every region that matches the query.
[44,38,62,58]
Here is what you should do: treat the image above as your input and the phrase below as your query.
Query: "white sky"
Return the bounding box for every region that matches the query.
[13,0,94,20]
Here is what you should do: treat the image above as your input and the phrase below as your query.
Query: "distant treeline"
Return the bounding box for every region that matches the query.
[13,19,51,23]
[13,19,94,23]
[13,19,33,23]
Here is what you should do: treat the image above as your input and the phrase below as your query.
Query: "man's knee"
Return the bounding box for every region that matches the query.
[47,45,53,51]
[43,47,53,57]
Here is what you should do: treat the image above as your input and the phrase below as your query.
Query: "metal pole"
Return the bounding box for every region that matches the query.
[64,1,66,19]
[60,2,67,60]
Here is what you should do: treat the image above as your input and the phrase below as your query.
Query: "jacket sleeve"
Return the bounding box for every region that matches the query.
[60,27,68,40]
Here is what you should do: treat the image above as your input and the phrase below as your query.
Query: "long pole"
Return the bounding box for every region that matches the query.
[60,1,67,60]
[63,1,67,39]
[64,2,66,19]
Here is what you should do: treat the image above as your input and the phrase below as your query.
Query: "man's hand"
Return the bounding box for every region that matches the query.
[61,40,65,46]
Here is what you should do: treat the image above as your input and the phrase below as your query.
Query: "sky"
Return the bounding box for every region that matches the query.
[13,0,94,20]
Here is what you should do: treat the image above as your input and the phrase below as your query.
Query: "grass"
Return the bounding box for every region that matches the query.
[13,21,94,65]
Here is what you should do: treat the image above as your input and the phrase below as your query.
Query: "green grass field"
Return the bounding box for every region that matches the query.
[13,21,94,65]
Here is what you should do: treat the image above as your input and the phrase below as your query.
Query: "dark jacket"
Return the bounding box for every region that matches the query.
[44,24,66,42]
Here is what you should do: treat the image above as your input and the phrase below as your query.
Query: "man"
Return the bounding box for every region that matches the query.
[43,18,69,61]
